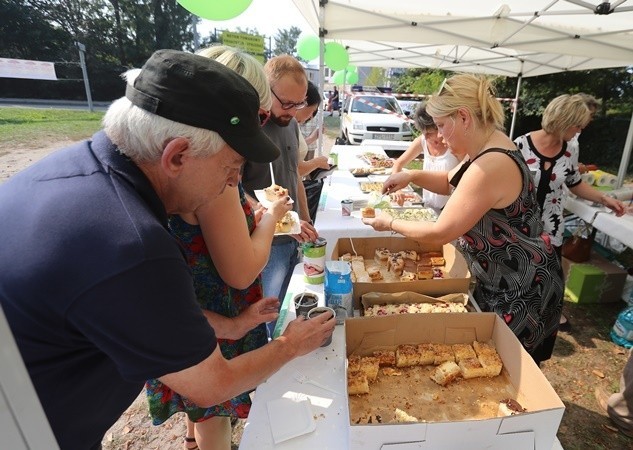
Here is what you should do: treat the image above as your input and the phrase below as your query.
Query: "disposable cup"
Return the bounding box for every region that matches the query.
[307,306,336,347]
[294,293,319,318]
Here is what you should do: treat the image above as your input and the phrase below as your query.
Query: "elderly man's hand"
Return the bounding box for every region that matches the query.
[280,309,335,356]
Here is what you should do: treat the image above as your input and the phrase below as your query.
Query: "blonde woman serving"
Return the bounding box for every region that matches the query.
[363,74,564,365]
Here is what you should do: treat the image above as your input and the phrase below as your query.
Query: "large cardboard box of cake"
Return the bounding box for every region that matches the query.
[562,251,627,303]
[331,237,471,309]
[344,313,564,450]
[360,291,472,316]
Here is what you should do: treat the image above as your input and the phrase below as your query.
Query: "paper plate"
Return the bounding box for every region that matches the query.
[275,211,301,236]
[254,189,294,208]
[266,397,316,444]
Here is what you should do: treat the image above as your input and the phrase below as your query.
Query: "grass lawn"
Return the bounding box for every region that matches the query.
[0,107,104,149]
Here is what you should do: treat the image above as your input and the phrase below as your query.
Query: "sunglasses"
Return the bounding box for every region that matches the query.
[271,88,307,111]
[259,109,271,127]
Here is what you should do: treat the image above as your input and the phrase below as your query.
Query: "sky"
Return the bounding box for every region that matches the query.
[196,0,312,40]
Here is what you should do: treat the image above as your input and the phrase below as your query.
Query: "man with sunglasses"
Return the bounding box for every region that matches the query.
[242,54,320,338]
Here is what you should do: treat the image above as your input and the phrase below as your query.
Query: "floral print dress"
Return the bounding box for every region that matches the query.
[145,184,268,423]
[514,133,582,247]
[450,149,564,357]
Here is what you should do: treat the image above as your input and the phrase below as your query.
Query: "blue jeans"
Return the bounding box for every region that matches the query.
[263,240,299,338]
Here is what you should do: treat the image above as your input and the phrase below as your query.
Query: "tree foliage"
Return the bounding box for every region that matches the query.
[273,26,301,58]
[2,0,195,100]
[391,65,633,171]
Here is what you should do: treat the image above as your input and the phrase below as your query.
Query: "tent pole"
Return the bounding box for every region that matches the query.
[509,72,522,139]
[317,3,326,156]
[616,109,633,188]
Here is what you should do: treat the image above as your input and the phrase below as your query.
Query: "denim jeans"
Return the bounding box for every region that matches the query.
[263,240,299,338]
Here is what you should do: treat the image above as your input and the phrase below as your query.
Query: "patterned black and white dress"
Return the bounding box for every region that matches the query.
[514,133,582,247]
[450,149,564,360]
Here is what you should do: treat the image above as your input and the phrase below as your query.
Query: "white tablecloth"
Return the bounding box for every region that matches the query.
[565,196,633,249]
[239,264,564,450]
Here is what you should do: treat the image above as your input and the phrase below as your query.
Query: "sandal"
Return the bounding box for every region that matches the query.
[559,314,571,332]
[184,436,199,450]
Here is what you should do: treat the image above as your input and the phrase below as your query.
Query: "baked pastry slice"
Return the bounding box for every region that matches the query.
[396,344,420,367]
[430,361,461,386]
[373,350,396,367]
[347,369,370,395]
[478,351,503,377]
[394,408,419,423]
[458,357,488,379]
[452,343,477,362]
[367,266,383,281]
[432,343,455,365]
[416,343,435,365]
[359,356,380,383]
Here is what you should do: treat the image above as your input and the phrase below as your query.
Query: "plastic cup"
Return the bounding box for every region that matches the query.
[294,292,319,318]
[307,306,336,347]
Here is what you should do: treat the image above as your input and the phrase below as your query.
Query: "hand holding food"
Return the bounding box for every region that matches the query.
[362,210,393,232]
[267,195,293,222]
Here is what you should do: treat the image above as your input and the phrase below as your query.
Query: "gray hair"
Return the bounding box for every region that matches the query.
[102,69,226,162]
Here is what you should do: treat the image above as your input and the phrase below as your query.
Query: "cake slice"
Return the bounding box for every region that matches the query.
[359,356,380,383]
[432,343,455,365]
[373,350,396,367]
[478,351,503,377]
[396,344,420,367]
[452,343,477,362]
[416,343,436,365]
[458,357,488,379]
[430,361,461,386]
[347,369,370,395]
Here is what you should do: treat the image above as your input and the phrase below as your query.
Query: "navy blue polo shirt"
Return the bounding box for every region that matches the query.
[0,132,216,450]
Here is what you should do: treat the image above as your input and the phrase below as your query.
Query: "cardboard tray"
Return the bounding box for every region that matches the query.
[360,291,471,316]
[331,237,471,309]
[344,313,565,450]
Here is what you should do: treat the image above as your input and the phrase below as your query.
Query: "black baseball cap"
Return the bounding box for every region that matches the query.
[126,49,280,163]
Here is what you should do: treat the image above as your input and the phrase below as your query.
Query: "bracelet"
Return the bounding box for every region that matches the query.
[389,218,397,234]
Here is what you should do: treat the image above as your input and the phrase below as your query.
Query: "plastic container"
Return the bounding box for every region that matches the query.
[611,306,633,348]
[302,237,327,284]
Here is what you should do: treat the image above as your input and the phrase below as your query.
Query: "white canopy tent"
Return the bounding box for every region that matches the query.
[292,0,633,186]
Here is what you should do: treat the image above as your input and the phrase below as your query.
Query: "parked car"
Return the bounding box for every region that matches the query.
[340,93,414,145]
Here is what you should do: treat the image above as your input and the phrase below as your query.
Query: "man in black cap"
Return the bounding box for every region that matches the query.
[0,50,334,450]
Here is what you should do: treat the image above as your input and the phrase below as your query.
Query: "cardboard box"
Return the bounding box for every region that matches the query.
[562,251,627,303]
[344,313,565,450]
[331,237,471,309]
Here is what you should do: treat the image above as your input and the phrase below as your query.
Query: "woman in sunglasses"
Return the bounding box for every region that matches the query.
[363,73,564,366]
[144,45,294,450]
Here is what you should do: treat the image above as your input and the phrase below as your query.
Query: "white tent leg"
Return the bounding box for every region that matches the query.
[509,72,522,139]
[616,109,633,188]
[316,3,326,156]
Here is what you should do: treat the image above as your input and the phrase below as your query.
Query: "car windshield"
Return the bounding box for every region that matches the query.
[350,96,402,114]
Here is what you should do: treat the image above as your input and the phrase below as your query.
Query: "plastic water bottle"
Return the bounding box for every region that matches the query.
[611,306,633,348]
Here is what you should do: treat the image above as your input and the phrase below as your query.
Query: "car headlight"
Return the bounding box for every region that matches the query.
[402,123,412,133]
[352,120,364,131]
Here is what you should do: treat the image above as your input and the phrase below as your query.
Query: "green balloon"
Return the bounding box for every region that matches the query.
[331,70,345,85]
[297,35,320,61]
[346,71,359,85]
[346,65,357,73]
[324,42,349,72]
[177,0,253,20]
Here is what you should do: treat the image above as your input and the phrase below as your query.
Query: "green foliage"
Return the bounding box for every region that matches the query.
[391,69,447,95]
[273,26,302,58]
[364,67,387,87]
[3,1,195,100]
